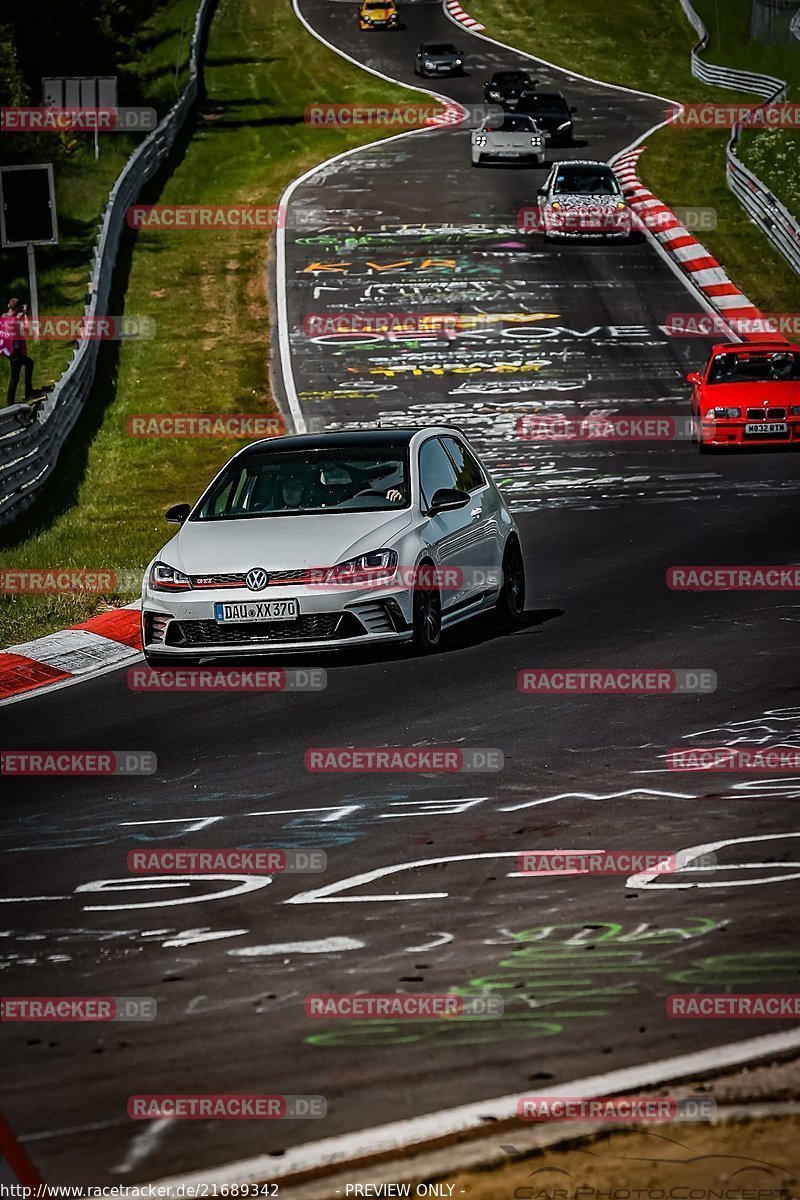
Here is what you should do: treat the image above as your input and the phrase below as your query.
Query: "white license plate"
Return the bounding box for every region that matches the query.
[745,422,788,435]
[214,600,299,623]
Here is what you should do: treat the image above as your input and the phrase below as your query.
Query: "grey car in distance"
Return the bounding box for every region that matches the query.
[414,41,464,77]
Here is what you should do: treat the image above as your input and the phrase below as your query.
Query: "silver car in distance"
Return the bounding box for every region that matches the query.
[141,427,526,662]
[472,113,546,167]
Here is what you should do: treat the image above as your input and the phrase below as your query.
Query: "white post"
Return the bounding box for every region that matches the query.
[26,242,39,338]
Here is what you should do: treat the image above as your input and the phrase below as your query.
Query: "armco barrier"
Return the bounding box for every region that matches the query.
[678,0,800,281]
[0,0,215,527]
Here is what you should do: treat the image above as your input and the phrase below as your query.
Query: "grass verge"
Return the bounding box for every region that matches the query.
[0,0,200,388]
[0,0,434,648]
[467,0,800,311]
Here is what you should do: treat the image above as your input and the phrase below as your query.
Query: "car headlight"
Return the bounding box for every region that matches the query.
[474,134,487,145]
[149,560,192,592]
[423,59,435,68]
[531,136,543,145]
[488,89,501,98]
[454,58,463,65]
[791,406,800,416]
[556,120,571,131]
[707,407,741,419]
[325,549,398,587]
[551,201,561,209]
[616,201,626,209]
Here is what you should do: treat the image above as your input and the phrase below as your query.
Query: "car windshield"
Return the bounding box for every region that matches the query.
[493,72,528,85]
[365,2,390,8]
[707,351,800,384]
[553,167,620,195]
[484,115,535,132]
[520,93,569,116]
[424,44,456,54]
[194,448,409,520]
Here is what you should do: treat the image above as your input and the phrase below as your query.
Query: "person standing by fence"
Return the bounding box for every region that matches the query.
[1,298,42,407]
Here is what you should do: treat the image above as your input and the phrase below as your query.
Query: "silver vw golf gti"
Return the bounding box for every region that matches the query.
[141,427,525,662]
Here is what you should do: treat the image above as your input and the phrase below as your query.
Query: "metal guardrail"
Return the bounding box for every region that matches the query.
[0,0,215,526]
[677,0,800,282]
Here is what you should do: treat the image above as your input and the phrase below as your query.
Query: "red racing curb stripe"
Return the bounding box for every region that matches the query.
[71,607,142,649]
[0,653,70,700]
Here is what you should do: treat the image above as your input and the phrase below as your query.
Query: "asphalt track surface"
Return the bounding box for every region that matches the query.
[2,0,800,1186]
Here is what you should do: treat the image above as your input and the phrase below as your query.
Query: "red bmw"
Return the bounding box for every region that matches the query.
[687,341,800,451]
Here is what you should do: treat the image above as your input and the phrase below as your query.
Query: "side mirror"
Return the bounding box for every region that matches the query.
[537,186,547,197]
[570,106,577,114]
[686,372,702,386]
[165,502,191,525]
[427,488,470,515]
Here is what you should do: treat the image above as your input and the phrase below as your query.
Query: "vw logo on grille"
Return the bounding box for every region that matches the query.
[245,567,269,591]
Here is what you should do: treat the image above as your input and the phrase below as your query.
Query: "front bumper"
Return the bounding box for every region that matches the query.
[142,584,416,657]
[699,418,800,448]
[473,147,545,164]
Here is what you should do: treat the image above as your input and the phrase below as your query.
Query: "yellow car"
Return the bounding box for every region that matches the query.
[358,0,399,29]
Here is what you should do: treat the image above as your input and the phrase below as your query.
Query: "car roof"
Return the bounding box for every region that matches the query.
[520,89,565,98]
[709,341,800,354]
[239,426,469,456]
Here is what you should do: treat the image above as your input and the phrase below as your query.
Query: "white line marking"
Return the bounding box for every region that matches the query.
[404,931,454,952]
[228,937,365,956]
[111,1119,173,1176]
[147,1029,800,1188]
[627,831,800,890]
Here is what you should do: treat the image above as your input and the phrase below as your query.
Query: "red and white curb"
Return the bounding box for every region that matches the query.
[0,603,142,706]
[444,0,484,32]
[614,147,786,343]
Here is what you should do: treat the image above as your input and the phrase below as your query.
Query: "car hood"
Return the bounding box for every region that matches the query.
[161,510,415,574]
[549,194,622,208]
[425,52,458,62]
[527,112,569,129]
[699,380,800,405]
